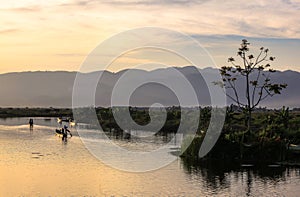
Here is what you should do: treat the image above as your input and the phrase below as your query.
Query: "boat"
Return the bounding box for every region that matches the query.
[57,117,73,123]
[289,144,300,152]
[241,164,254,167]
[55,129,64,137]
[55,129,71,138]
[268,164,281,168]
[69,119,76,126]
[243,143,253,147]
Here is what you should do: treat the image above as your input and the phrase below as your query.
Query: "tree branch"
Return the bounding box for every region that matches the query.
[251,70,261,107]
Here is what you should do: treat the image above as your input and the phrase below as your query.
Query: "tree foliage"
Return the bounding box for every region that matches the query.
[214,39,287,138]
[215,39,287,110]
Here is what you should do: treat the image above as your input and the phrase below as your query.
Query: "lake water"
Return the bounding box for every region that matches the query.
[0,117,299,196]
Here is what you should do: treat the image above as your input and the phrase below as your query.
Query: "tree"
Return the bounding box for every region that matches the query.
[214,39,287,138]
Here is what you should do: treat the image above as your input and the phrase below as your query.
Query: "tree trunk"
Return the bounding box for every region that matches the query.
[248,109,252,134]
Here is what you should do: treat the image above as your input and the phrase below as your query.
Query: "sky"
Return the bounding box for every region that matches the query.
[0,0,300,74]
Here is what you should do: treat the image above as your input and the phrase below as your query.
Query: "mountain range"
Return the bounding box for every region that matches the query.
[0,66,298,108]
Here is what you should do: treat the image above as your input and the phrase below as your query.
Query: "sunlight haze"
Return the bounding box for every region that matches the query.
[0,0,300,73]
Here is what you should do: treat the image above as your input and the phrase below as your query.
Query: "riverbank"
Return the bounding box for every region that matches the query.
[180,135,300,166]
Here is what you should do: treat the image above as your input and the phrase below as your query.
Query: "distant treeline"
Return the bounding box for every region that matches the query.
[0,107,73,118]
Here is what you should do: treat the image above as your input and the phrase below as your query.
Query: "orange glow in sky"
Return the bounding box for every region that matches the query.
[0,0,300,73]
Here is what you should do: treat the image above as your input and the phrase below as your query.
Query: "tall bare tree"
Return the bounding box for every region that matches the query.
[215,39,287,136]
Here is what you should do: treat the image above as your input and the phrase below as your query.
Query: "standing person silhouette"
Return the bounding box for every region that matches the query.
[29,118,34,130]
[62,125,72,142]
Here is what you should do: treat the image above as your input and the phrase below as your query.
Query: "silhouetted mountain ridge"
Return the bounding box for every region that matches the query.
[0,67,298,108]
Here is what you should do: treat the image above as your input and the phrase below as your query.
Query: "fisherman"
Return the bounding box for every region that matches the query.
[29,118,34,128]
[62,125,72,141]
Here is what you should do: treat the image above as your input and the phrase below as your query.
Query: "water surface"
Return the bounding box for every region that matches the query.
[0,118,299,196]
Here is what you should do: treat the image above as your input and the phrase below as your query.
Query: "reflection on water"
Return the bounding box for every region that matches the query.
[182,159,300,196]
[0,118,299,196]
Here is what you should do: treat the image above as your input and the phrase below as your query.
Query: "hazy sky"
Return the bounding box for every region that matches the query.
[1,0,300,73]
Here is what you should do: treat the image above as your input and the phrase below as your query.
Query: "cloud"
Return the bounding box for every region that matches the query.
[282,0,300,8]
[102,0,208,6]
[0,5,41,13]
[9,6,41,12]
[55,53,86,57]
[0,28,20,34]
[2,0,300,38]
[60,0,209,7]
[0,0,299,74]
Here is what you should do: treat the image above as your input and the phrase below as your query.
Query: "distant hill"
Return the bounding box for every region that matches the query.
[0,67,298,108]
